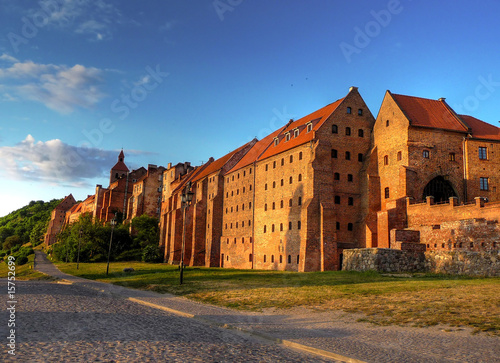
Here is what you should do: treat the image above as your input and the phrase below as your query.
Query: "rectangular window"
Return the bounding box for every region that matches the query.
[449,152,455,161]
[345,127,351,136]
[345,151,351,160]
[479,147,487,160]
[397,151,402,161]
[331,149,337,158]
[285,133,290,141]
[294,129,299,137]
[480,177,489,191]
[307,123,312,132]
[423,150,429,158]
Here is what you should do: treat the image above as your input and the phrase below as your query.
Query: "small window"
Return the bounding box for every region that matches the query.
[289,176,293,184]
[385,187,390,199]
[272,224,275,232]
[345,127,351,136]
[264,225,267,233]
[265,164,268,171]
[386,120,389,127]
[272,202,275,210]
[288,222,292,230]
[307,123,313,132]
[249,168,252,174]
[273,181,276,188]
[264,255,267,263]
[347,107,351,114]
[331,149,338,158]
[280,223,283,231]
[479,147,487,160]
[383,155,388,165]
[298,197,302,205]
[281,179,284,186]
[397,151,402,161]
[348,197,353,205]
[358,153,363,162]
[249,185,252,191]
[334,172,340,180]
[345,151,351,160]
[336,222,340,230]
[281,158,284,166]
[348,174,353,182]
[335,196,340,204]
[299,152,303,160]
[298,174,302,181]
[280,200,283,208]
[290,155,293,163]
[273,161,276,169]
[271,255,274,262]
[285,133,290,141]
[332,124,338,134]
[288,255,292,264]
[348,223,353,231]
[480,177,489,191]
[289,199,293,207]
[423,150,430,159]
[243,170,246,177]
[249,254,252,262]
[449,152,455,161]
[274,138,279,146]
[265,184,268,190]
[297,255,299,264]
[294,129,299,138]
[280,255,283,264]
[264,204,267,211]
[358,129,364,137]
[358,109,363,116]
[232,175,234,181]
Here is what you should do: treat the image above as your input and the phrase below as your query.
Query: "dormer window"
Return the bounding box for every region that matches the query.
[285,132,290,141]
[274,138,279,146]
[306,123,312,132]
[294,128,299,137]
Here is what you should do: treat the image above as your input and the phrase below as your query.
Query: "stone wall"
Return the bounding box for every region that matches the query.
[342,248,500,276]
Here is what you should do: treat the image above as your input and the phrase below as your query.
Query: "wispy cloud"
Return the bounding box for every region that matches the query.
[0,55,105,113]
[0,135,121,187]
[34,0,126,41]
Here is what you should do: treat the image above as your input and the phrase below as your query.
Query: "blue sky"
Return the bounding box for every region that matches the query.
[1,0,500,216]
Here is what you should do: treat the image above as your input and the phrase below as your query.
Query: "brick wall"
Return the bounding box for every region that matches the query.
[465,139,500,202]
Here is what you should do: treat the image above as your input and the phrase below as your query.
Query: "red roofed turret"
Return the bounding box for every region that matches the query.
[110,149,129,185]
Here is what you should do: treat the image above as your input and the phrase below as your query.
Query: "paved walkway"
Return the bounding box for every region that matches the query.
[33,251,499,362]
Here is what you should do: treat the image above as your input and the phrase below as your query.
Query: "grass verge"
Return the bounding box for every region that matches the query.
[0,254,55,280]
[55,261,500,335]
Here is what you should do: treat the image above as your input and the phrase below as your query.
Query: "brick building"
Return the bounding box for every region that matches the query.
[372,91,500,249]
[44,194,77,246]
[126,164,165,222]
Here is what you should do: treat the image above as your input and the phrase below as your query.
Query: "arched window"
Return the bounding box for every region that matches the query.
[299,152,303,160]
[332,124,338,134]
[298,174,302,181]
[383,155,388,165]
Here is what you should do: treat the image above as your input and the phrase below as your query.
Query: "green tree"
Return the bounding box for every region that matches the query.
[3,235,23,251]
[131,215,160,248]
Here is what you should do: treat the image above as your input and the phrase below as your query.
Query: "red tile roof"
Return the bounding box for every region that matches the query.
[227,128,285,174]
[459,115,500,140]
[258,98,344,160]
[111,160,129,172]
[192,141,254,182]
[391,93,468,132]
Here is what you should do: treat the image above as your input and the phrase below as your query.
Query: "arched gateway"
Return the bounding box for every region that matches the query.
[422,176,457,203]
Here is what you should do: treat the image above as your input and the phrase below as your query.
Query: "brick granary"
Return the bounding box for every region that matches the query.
[159,86,500,271]
[47,86,500,270]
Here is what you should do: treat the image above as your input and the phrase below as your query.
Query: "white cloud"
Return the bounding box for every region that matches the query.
[0,56,105,113]
[36,0,126,41]
[0,135,120,187]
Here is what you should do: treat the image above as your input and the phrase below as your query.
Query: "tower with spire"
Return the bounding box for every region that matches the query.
[110,149,130,185]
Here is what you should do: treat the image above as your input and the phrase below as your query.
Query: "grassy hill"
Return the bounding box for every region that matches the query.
[0,199,62,248]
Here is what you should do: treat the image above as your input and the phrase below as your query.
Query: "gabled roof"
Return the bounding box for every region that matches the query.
[390,93,468,132]
[55,194,76,210]
[172,162,211,194]
[192,141,254,182]
[459,115,500,141]
[111,160,129,172]
[258,98,344,160]
[227,128,285,174]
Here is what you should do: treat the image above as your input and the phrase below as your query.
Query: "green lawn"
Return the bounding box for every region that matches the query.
[0,254,54,281]
[54,261,500,335]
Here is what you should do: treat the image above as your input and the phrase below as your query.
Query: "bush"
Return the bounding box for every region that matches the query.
[116,249,143,262]
[16,255,28,266]
[142,245,162,263]
[10,244,21,254]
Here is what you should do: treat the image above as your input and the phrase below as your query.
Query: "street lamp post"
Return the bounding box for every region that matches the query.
[180,181,194,285]
[106,216,117,276]
[77,229,82,270]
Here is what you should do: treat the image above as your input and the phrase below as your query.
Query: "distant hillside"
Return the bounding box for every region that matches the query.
[0,199,62,248]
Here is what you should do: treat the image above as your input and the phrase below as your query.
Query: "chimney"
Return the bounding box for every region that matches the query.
[167,162,172,169]
[349,86,358,92]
